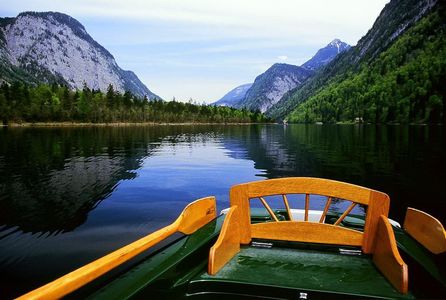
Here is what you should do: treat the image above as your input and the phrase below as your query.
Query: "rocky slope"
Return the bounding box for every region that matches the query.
[302,39,350,71]
[241,64,313,113]
[0,12,159,99]
[213,83,253,107]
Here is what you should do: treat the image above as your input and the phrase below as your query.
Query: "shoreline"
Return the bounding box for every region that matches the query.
[2,122,442,127]
[2,121,276,127]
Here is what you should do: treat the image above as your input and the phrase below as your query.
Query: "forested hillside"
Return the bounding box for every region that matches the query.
[0,83,271,124]
[267,0,444,124]
[287,7,445,123]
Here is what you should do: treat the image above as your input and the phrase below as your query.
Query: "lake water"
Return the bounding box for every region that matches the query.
[0,124,445,298]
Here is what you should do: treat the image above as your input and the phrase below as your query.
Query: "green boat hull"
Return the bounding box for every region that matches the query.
[16,178,445,300]
[72,212,445,299]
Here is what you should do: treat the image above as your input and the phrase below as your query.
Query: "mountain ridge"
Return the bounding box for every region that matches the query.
[302,39,350,71]
[213,83,253,107]
[0,11,159,99]
[267,0,441,119]
[213,39,350,112]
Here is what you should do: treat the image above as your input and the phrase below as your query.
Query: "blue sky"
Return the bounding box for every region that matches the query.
[0,0,389,102]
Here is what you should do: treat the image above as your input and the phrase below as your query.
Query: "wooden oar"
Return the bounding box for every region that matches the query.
[17,196,216,300]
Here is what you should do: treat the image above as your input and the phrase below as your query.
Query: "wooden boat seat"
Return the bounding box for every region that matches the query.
[208,178,409,294]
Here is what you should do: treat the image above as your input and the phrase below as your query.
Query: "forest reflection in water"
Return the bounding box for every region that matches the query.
[0,124,444,298]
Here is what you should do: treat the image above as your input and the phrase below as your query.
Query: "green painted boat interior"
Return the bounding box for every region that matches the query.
[65,209,446,299]
[394,226,445,284]
[189,246,413,300]
[393,226,446,298]
[80,213,424,299]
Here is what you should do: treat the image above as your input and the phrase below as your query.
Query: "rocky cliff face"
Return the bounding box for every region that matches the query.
[241,64,313,113]
[351,0,437,64]
[0,12,159,99]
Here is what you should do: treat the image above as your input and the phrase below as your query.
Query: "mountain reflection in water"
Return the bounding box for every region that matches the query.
[0,124,444,298]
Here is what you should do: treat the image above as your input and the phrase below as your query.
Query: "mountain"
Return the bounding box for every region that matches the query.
[239,64,313,113]
[213,83,253,107]
[0,12,159,99]
[268,0,443,122]
[302,39,350,71]
[214,39,349,112]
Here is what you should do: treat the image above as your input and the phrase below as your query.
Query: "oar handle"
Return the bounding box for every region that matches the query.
[18,197,216,300]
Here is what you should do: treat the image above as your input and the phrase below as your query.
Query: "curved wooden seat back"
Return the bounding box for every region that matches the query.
[230,177,390,253]
[404,207,446,254]
[210,178,407,293]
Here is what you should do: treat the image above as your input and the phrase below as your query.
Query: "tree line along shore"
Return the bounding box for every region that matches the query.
[0,83,272,125]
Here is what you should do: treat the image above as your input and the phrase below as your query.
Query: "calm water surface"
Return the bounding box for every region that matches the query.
[0,124,445,298]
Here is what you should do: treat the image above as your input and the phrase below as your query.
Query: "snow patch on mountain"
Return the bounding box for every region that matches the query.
[302,39,350,71]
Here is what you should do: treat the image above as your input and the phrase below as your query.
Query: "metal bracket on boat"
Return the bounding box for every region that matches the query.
[339,248,362,256]
[251,241,273,248]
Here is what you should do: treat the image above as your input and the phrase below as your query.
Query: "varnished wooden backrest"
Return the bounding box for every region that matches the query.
[230,177,390,253]
[404,207,446,254]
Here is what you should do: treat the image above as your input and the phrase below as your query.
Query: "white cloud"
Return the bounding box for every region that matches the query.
[277,55,288,61]
[2,0,390,45]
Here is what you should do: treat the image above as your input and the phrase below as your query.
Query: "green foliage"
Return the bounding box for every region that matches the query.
[287,8,446,124]
[0,83,272,124]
